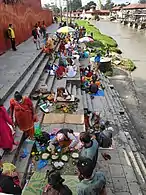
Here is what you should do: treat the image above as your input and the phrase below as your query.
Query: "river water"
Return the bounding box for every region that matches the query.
[92,20,146,153]
[92,20,146,95]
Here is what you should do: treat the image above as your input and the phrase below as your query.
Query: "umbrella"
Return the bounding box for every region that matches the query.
[57,26,75,33]
[79,37,94,43]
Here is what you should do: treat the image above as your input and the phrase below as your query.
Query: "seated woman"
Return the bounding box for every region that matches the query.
[0,157,22,194]
[86,66,93,78]
[43,170,72,195]
[43,34,54,54]
[77,157,107,195]
[79,132,98,169]
[66,64,77,78]
[56,66,66,79]
[59,41,65,53]
[49,128,78,153]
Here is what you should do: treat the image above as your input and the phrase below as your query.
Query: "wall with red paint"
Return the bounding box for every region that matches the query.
[0,3,53,54]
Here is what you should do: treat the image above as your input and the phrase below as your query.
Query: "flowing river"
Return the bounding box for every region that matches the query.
[92,20,146,94]
[92,20,146,153]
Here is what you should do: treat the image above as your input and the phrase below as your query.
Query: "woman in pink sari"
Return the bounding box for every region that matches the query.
[0,99,16,151]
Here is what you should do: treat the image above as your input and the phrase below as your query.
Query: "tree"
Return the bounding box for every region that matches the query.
[103,0,114,10]
[83,1,97,10]
[86,1,96,7]
[63,7,67,12]
[44,4,60,13]
[69,0,82,11]
[139,0,146,3]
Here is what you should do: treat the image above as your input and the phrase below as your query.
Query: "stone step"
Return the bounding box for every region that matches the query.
[15,139,35,186]
[86,93,93,112]
[52,78,67,92]
[1,52,42,103]
[82,90,88,109]
[100,72,146,186]
[47,76,55,92]
[3,53,46,111]
[2,57,48,163]
[67,82,72,95]
[1,39,61,186]
[72,85,77,96]
[76,87,84,114]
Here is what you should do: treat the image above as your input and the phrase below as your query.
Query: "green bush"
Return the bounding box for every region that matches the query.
[120,59,136,71]
[76,20,117,47]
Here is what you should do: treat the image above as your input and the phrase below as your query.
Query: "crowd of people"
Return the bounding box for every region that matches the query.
[0,20,112,195]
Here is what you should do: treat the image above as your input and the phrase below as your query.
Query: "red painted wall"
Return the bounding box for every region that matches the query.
[0,3,53,54]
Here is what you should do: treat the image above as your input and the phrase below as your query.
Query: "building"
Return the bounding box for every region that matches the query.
[111,6,123,19]
[64,8,110,20]
[122,3,146,22]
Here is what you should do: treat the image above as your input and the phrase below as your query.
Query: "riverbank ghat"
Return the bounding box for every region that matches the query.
[76,20,136,72]
[0,22,145,195]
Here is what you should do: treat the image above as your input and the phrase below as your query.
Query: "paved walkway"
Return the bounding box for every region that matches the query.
[0,24,58,99]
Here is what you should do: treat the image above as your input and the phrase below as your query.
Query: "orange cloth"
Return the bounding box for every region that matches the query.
[10,97,35,138]
[58,140,72,148]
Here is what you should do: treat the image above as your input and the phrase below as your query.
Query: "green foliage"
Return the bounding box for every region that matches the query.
[76,20,117,47]
[120,59,136,71]
[102,0,114,10]
[70,0,82,11]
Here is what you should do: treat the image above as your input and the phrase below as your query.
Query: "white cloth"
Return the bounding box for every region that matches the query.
[66,66,77,78]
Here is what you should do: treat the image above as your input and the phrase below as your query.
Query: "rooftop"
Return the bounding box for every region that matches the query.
[123,3,146,10]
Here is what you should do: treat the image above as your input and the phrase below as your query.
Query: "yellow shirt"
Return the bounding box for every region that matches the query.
[8,27,15,38]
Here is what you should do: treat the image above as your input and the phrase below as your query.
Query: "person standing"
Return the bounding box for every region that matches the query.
[41,21,46,39]
[0,99,17,152]
[32,25,41,50]
[7,24,17,51]
[10,91,37,139]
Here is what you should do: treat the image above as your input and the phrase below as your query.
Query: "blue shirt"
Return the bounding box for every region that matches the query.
[77,171,106,195]
[79,139,98,161]
[94,56,101,63]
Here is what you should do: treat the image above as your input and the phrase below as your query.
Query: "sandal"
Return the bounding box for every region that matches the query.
[101,153,111,160]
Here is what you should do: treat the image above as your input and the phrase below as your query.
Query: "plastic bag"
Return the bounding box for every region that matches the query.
[34,122,42,137]
[2,163,16,176]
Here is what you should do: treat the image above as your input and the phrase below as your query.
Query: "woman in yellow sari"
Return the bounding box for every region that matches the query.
[43,33,54,54]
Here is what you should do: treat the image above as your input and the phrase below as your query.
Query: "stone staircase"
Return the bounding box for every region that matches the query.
[0,40,61,185]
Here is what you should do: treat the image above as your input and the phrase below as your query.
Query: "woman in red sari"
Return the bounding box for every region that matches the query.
[10,92,36,139]
[0,99,16,151]
[56,66,66,79]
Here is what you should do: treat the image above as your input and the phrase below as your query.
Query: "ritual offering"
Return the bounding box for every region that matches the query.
[61,154,69,162]
[39,103,50,113]
[51,153,59,160]
[52,161,64,170]
[71,152,79,159]
[47,146,52,153]
[41,153,50,160]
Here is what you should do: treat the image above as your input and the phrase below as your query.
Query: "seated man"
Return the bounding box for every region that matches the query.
[79,132,98,169]
[44,170,72,195]
[89,81,98,94]
[49,128,78,153]
[77,157,106,195]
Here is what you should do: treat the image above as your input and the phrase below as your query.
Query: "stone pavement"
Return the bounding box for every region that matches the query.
[0,24,58,101]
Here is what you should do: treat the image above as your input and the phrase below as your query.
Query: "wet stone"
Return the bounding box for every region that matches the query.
[112,178,129,192]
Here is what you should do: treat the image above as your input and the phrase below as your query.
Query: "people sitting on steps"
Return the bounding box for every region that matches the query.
[49,128,78,154]
[43,170,72,195]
